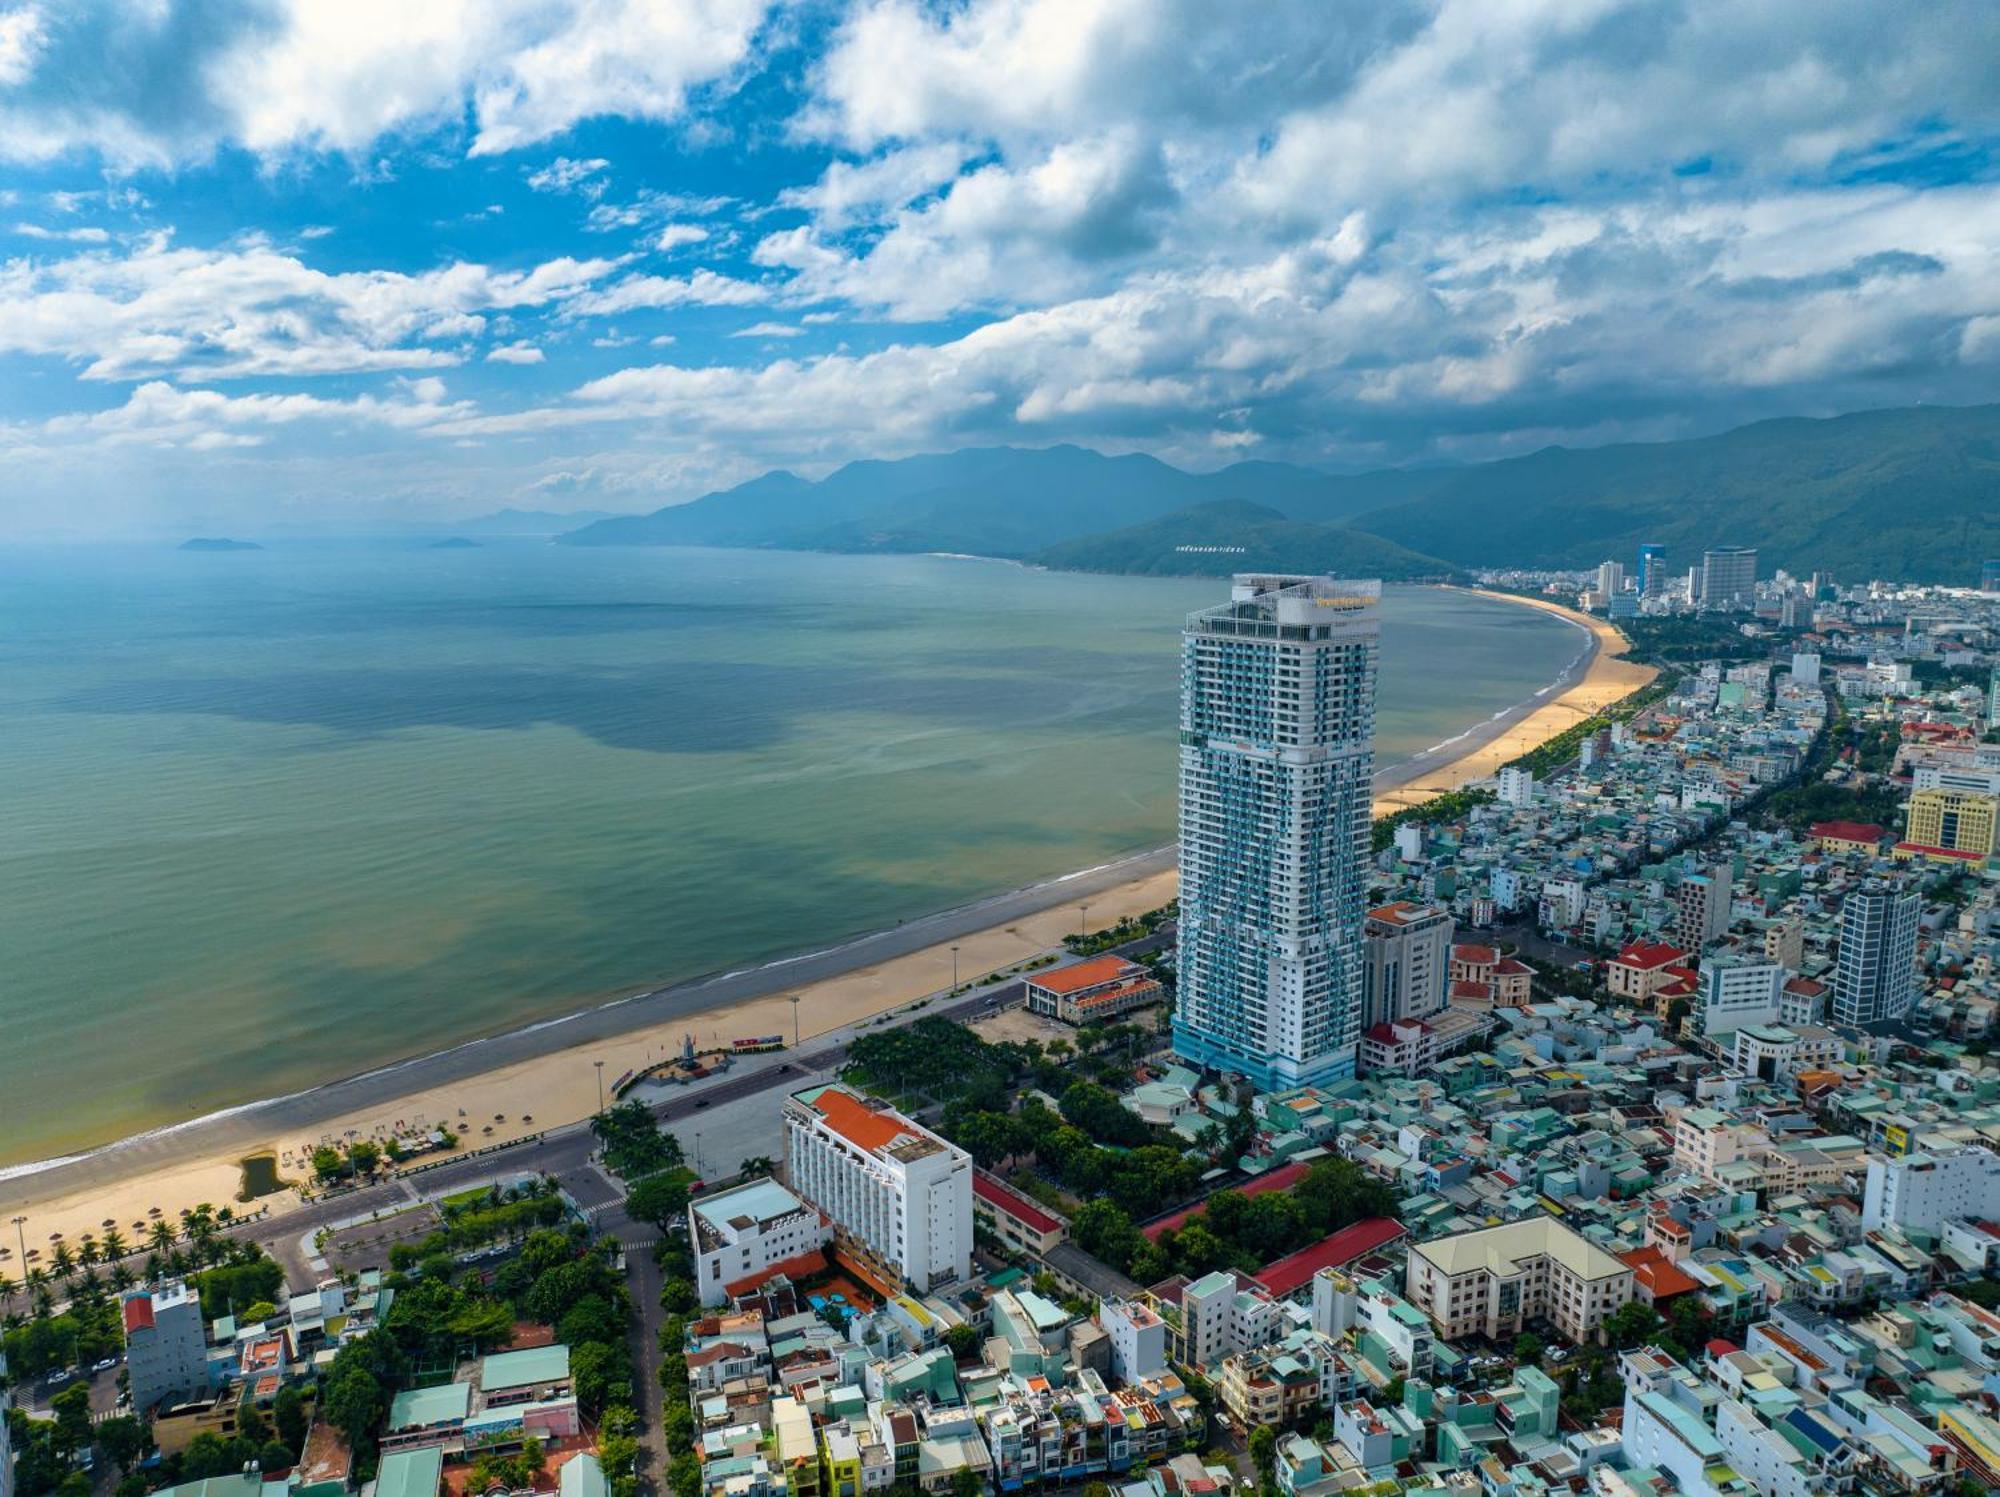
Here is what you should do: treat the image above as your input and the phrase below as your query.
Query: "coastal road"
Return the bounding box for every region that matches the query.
[0,845,1174,1221]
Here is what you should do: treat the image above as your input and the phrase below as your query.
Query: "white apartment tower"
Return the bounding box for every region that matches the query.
[122,1281,208,1414]
[1361,902,1452,1030]
[1173,574,1380,1091]
[1699,546,1758,612]
[783,1083,971,1293]
[1831,881,1920,1026]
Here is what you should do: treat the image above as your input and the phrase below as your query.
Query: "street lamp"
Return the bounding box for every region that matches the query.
[789,994,802,1048]
[693,1131,703,1175]
[594,1060,605,1114]
[951,943,960,991]
[1080,902,1090,939]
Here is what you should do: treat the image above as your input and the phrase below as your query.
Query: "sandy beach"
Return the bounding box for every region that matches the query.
[0,586,1652,1253]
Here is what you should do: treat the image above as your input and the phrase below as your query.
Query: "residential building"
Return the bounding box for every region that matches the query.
[1498,765,1535,808]
[1674,862,1733,951]
[1174,574,1380,1091]
[1831,882,1920,1026]
[1638,544,1667,597]
[1404,1217,1635,1346]
[1101,1300,1168,1385]
[1451,943,1532,1004]
[1697,953,1785,1036]
[1023,954,1163,1025]
[1359,902,1450,1030]
[784,1084,972,1293]
[689,1176,833,1308]
[1700,546,1758,611]
[1904,787,1998,859]
[1861,1146,2000,1235]
[1811,820,1885,855]
[123,1281,209,1415]
[1790,651,1820,684]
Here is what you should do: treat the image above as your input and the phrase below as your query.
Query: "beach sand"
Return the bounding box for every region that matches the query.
[0,588,1652,1253]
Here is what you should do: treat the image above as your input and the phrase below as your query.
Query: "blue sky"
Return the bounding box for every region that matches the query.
[2,0,1999,536]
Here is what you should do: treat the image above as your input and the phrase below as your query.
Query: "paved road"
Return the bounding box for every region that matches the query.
[0,846,1175,1217]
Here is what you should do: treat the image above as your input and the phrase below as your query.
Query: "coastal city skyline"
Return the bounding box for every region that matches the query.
[8,10,2000,1497]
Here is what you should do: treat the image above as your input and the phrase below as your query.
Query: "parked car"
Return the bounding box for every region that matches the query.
[46,1368,75,1386]
[91,1357,118,1373]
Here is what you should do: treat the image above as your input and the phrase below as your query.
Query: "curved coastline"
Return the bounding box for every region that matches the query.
[0,583,1633,1234]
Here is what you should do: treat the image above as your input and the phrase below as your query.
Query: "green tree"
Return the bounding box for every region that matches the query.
[945,1324,980,1361]
[1514,1333,1544,1366]
[1605,1300,1664,1350]
[951,1468,984,1497]
[94,1416,149,1474]
[273,1385,309,1455]
[668,1453,703,1497]
[1248,1425,1277,1497]
[51,1384,94,1457]
[625,1172,692,1230]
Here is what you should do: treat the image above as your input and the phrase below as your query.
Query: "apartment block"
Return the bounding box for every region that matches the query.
[122,1281,210,1415]
[689,1176,833,1308]
[1405,1217,1634,1347]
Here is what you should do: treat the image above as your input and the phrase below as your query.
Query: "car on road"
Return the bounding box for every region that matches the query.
[694,1099,709,1108]
[46,1368,75,1386]
[90,1357,118,1373]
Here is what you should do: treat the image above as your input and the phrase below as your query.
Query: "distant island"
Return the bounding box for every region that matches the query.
[179,537,263,552]
[429,537,480,549]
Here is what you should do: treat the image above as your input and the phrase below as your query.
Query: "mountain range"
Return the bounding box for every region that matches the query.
[557,403,2000,584]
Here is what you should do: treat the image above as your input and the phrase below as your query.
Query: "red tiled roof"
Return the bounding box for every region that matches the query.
[1450,979,1494,1000]
[1143,1161,1311,1242]
[1251,1218,1408,1298]
[724,1247,828,1298]
[1453,944,1498,966]
[808,1087,919,1153]
[1493,957,1534,976]
[1367,902,1438,926]
[1027,955,1147,996]
[1810,820,1883,843]
[973,1170,1062,1235]
[1621,1246,1701,1300]
[1706,1338,1740,1358]
[1783,976,1825,996]
[123,1295,155,1334]
[1895,841,1984,862]
[1612,941,1687,971]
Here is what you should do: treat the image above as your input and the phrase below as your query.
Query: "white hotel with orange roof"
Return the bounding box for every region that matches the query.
[783,1082,972,1294]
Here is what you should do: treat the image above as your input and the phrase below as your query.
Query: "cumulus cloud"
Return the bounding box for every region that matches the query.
[0,238,621,379]
[0,0,778,166]
[486,340,546,363]
[18,377,475,450]
[565,268,770,317]
[525,155,609,194]
[654,223,710,251]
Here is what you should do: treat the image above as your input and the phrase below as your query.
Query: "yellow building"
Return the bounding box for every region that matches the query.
[1905,788,1998,858]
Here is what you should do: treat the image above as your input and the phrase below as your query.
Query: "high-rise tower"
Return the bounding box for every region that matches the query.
[1831,881,1919,1026]
[1173,574,1379,1090]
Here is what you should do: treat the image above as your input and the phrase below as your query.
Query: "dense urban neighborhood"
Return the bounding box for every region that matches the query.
[9,556,2000,1497]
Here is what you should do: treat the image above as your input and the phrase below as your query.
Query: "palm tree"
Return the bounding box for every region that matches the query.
[101,1227,128,1262]
[0,1271,14,1302]
[738,1156,776,1178]
[144,1252,165,1284]
[78,1235,101,1268]
[50,1242,74,1279]
[110,1262,136,1292]
[147,1221,176,1256]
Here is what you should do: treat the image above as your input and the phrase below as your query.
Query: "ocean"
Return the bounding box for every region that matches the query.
[0,543,1580,1165]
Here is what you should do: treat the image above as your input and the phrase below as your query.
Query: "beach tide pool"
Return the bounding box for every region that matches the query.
[0,543,1577,1165]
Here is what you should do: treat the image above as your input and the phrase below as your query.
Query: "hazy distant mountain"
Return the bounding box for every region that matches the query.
[555,405,2000,584]
[1339,403,2000,583]
[556,446,1376,555]
[179,537,262,551]
[1034,500,1455,580]
[455,507,619,536]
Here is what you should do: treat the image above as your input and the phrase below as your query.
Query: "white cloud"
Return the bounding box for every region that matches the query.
[20,377,474,451]
[0,238,622,380]
[0,0,779,166]
[730,321,802,338]
[566,268,770,316]
[486,340,546,364]
[777,140,972,230]
[525,155,609,194]
[10,222,110,242]
[655,223,710,251]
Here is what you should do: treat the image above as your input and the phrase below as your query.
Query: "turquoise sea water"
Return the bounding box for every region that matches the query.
[0,544,1579,1163]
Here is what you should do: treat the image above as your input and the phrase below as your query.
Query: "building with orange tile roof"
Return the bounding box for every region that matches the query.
[1023,954,1163,1025]
[784,1083,972,1294]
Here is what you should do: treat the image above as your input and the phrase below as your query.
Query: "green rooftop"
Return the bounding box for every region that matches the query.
[376,1447,444,1497]
[482,1344,571,1392]
[388,1382,470,1431]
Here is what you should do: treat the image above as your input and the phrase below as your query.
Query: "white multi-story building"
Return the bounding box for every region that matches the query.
[1360,902,1450,1030]
[1699,546,1757,611]
[783,1083,971,1293]
[1405,1218,1634,1347]
[1861,1146,2000,1235]
[1100,1300,1167,1384]
[1174,574,1379,1091]
[1790,651,1821,685]
[689,1176,833,1307]
[123,1281,209,1415]
[1674,862,1734,951]
[1697,954,1785,1035]
[1831,881,1919,1026]
[1497,765,1536,808]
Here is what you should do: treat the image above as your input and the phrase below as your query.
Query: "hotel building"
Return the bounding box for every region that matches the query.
[1405,1217,1635,1347]
[122,1281,210,1415]
[1360,902,1451,1029]
[783,1083,972,1294]
[1831,881,1919,1026]
[1173,574,1379,1091]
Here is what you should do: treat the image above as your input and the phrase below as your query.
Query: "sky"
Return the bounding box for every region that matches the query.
[2,1,1999,536]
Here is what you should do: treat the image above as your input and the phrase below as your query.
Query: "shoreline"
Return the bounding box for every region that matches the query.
[0,584,1647,1242]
